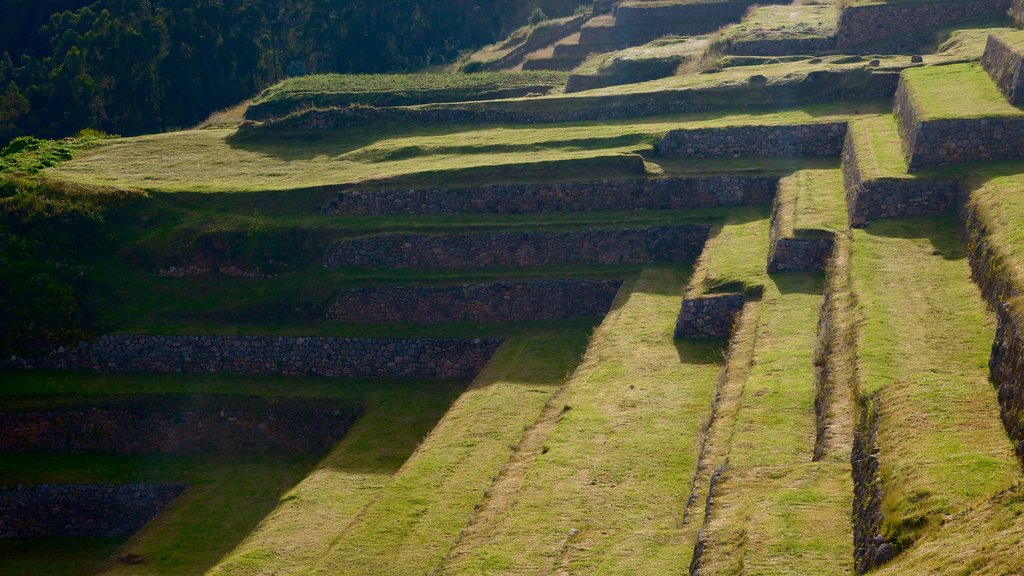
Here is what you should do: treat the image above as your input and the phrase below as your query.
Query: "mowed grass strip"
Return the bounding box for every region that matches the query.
[48,103,872,193]
[848,115,913,180]
[899,63,1024,121]
[779,167,848,235]
[701,274,854,575]
[0,374,463,576]
[437,267,723,576]
[205,384,466,576]
[307,329,591,576]
[851,217,1021,551]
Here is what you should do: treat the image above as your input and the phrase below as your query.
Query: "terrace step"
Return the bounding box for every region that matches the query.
[836,0,1011,49]
[981,31,1024,106]
[767,168,845,273]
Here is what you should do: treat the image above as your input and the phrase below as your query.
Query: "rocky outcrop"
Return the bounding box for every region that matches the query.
[0,484,187,538]
[0,395,363,454]
[836,0,1011,48]
[895,77,1024,170]
[14,335,501,380]
[323,176,778,215]
[327,280,622,324]
[324,226,711,270]
[658,123,847,158]
[842,131,960,227]
[675,294,746,339]
[981,34,1024,106]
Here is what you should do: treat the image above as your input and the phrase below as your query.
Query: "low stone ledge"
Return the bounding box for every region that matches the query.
[657,123,847,158]
[327,280,622,324]
[674,294,746,339]
[895,78,1024,170]
[836,0,1011,48]
[982,34,1024,105]
[14,335,502,380]
[721,36,836,57]
[322,176,779,215]
[842,131,960,227]
[324,226,710,270]
[0,396,363,454]
[0,484,187,538]
[768,236,835,273]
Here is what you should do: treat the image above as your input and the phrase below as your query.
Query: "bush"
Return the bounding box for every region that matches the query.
[528,7,548,25]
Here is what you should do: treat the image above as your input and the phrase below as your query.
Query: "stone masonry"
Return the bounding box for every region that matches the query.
[324,226,710,270]
[658,123,848,158]
[836,0,1011,48]
[15,335,502,380]
[842,131,960,227]
[327,280,622,324]
[0,395,364,454]
[0,484,188,538]
[674,294,746,339]
[982,34,1024,106]
[322,176,779,215]
[895,77,1024,170]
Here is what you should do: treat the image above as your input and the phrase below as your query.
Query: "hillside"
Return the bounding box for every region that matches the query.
[5,1,1024,575]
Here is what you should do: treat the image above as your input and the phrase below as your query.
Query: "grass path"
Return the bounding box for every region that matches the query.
[308,329,591,576]
[851,217,1021,552]
[438,267,723,575]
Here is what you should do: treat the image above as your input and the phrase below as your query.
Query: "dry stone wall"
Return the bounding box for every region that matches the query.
[988,303,1024,461]
[613,1,767,44]
[0,396,363,454]
[836,0,1011,48]
[982,34,1024,105]
[322,176,778,215]
[0,484,187,538]
[239,70,897,134]
[768,236,835,273]
[720,36,835,57]
[15,335,501,380]
[657,123,848,158]
[674,294,746,339]
[327,280,622,324]
[895,79,1024,170]
[842,132,960,227]
[324,226,710,270]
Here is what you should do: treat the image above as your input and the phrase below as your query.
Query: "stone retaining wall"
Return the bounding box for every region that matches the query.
[842,131,960,227]
[657,123,848,158]
[327,280,622,324]
[768,236,835,273]
[836,0,1011,48]
[614,0,771,44]
[0,484,187,538]
[322,176,778,215]
[0,396,363,454]
[15,335,502,380]
[895,77,1024,170]
[324,226,710,270]
[674,294,746,339]
[981,34,1024,106]
[852,398,893,573]
[721,36,836,57]
[477,14,588,71]
[237,70,897,135]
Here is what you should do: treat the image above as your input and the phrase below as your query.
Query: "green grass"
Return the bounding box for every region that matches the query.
[247,71,569,118]
[701,273,853,575]
[850,216,1021,552]
[48,103,874,193]
[0,374,465,576]
[574,35,710,76]
[778,167,848,235]
[899,63,1024,120]
[305,329,591,576]
[437,268,723,575]
[690,205,771,295]
[715,3,838,45]
[848,115,913,180]
[965,169,1024,298]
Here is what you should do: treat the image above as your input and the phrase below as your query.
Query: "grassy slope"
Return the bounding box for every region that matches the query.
[966,169,1024,297]
[716,3,838,44]
[848,114,913,180]
[702,275,853,576]
[900,63,1024,120]
[306,329,591,576]
[0,374,464,576]
[780,167,848,235]
[851,217,1021,551]
[48,104,873,193]
[438,268,723,575]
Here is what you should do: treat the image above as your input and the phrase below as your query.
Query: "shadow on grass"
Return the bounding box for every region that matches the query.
[675,338,728,365]
[770,271,826,295]
[859,215,965,260]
